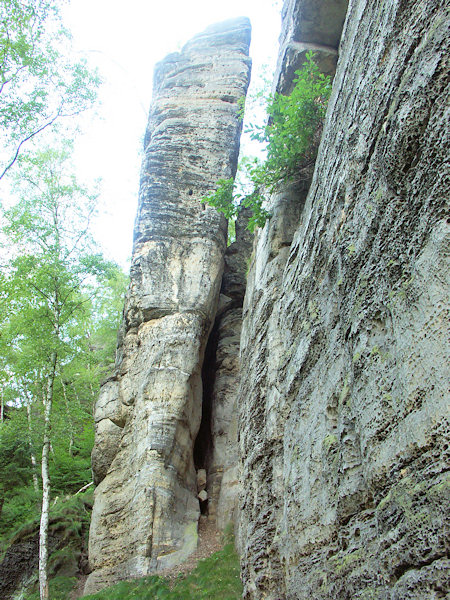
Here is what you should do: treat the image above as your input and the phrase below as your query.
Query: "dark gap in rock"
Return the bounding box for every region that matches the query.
[199,498,209,515]
[194,318,220,472]
[193,318,221,518]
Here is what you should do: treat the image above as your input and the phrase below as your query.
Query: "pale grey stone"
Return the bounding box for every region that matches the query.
[206,207,252,534]
[238,0,450,598]
[84,18,251,595]
[197,469,207,492]
[198,490,208,502]
[86,1,450,599]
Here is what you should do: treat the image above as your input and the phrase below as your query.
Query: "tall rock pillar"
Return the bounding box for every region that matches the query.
[85,18,251,594]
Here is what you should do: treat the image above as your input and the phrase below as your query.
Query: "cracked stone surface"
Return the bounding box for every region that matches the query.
[206,208,253,534]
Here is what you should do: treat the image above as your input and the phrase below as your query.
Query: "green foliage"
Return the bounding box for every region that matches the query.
[13,491,93,598]
[0,411,34,491]
[227,217,236,246]
[1,141,123,378]
[241,189,271,232]
[237,95,246,122]
[203,52,332,231]
[202,178,235,219]
[0,410,41,541]
[248,51,332,185]
[49,490,93,541]
[0,143,127,554]
[49,429,94,495]
[202,178,270,233]
[0,486,41,543]
[84,538,242,600]
[1,142,110,414]
[1,485,92,561]
[88,267,128,368]
[23,575,78,600]
[0,0,100,178]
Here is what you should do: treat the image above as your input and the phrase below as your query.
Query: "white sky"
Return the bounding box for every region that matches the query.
[63,0,282,268]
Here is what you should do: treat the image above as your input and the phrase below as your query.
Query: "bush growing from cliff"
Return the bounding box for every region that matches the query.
[202,177,270,233]
[203,51,332,231]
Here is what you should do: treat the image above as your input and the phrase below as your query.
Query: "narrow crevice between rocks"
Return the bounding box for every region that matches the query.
[193,320,220,516]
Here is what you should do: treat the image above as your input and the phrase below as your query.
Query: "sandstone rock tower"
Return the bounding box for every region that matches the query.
[86,2,449,597]
[85,18,251,594]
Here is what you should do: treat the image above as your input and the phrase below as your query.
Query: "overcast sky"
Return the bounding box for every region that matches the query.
[63,0,281,268]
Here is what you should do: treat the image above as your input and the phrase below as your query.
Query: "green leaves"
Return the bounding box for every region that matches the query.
[242,191,271,231]
[261,51,332,184]
[0,0,100,179]
[201,178,270,233]
[0,141,127,544]
[1,141,124,377]
[201,178,235,220]
[202,52,332,232]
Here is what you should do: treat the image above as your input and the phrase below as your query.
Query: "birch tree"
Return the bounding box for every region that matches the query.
[1,143,112,600]
[0,0,100,180]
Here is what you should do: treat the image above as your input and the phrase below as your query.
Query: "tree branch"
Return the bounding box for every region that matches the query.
[74,481,93,495]
[0,110,61,181]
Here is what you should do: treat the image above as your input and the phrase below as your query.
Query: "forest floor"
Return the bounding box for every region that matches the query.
[72,515,222,598]
[159,516,222,585]
[72,575,88,600]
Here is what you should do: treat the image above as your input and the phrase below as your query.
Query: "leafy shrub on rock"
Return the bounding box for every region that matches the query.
[203,52,332,230]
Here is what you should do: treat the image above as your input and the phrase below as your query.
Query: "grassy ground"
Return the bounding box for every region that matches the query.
[7,493,242,600]
[83,540,242,600]
[22,575,78,600]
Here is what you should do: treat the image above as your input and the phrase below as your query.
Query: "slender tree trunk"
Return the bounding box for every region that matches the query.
[39,350,57,600]
[25,397,39,493]
[89,380,96,407]
[86,357,96,410]
[60,378,74,456]
[21,383,39,492]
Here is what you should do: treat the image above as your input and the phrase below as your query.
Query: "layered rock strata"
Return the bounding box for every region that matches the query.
[239,0,449,598]
[85,18,251,594]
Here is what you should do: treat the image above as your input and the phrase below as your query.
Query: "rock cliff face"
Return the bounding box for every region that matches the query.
[239,0,449,599]
[85,18,251,594]
[87,2,449,598]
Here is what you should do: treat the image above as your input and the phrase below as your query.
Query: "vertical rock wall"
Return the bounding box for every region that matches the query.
[239,0,449,598]
[204,210,253,532]
[85,19,251,595]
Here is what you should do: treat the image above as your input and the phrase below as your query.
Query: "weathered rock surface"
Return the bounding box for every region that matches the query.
[239,0,449,598]
[85,18,251,595]
[204,209,253,532]
[273,0,347,94]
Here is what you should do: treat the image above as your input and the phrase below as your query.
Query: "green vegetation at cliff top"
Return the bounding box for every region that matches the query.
[203,51,332,231]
